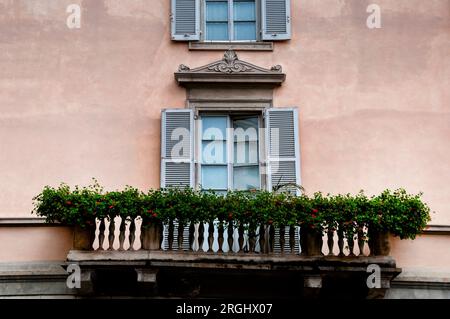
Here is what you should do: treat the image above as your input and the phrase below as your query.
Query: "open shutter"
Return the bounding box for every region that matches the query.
[171,0,200,41]
[161,109,194,188]
[261,0,291,40]
[265,108,301,195]
[161,109,194,251]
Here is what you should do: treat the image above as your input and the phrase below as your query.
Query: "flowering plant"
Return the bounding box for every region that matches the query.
[32,181,431,240]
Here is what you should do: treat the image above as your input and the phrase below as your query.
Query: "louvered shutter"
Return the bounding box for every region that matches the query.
[171,0,200,41]
[265,108,301,195]
[161,109,194,188]
[261,0,291,40]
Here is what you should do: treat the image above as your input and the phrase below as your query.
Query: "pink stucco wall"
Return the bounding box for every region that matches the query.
[0,0,449,266]
[0,226,73,262]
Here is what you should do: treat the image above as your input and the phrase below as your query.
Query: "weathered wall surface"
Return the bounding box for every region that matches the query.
[0,0,449,267]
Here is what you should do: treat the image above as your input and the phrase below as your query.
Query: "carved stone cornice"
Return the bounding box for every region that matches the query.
[175,50,286,87]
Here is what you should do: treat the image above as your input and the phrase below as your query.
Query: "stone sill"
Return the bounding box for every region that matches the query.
[67,250,399,271]
[189,41,273,51]
[0,218,59,227]
[423,225,450,235]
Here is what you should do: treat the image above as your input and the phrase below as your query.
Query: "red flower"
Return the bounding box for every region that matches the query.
[66,201,72,205]
[268,219,273,225]
[151,212,158,218]
[109,205,114,209]
[311,208,318,214]
[311,214,316,218]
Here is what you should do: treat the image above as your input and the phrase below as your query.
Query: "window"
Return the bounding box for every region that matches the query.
[171,0,291,42]
[205,0,257,41]
[161,108,300,195]
[200,114,260,192]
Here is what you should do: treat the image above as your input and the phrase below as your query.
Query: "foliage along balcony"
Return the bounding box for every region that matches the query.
[33,184,431,298]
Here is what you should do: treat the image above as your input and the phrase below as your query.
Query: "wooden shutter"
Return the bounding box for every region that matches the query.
[171,0,200,41]
[261,0,292,40]
[265,108,301,195]
[161,109,194,188]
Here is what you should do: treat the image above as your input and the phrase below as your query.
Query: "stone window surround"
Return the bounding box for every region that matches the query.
[175,49,285,113]
[174,49,285,191]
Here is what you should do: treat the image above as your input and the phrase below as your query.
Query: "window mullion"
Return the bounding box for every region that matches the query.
[229,0,234,41]
[227,115,233,190]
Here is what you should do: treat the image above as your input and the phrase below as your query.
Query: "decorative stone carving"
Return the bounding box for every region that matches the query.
[177,49,283,75]
[178,64,190,72]
[270,65,282,72]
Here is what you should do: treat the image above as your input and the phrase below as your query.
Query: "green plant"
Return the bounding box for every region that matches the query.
[32,181,431,241]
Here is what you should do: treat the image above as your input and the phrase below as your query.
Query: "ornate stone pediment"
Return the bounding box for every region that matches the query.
[175,50,285,87]
[178,50,282,74]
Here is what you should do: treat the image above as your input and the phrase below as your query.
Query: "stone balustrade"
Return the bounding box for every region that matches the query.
[75,217,389,257]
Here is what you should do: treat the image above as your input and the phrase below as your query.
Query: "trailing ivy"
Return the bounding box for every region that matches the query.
[32,182,431,240]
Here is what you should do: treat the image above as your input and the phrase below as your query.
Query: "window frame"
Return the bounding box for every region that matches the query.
[201,0,261,43]
[196,111,265,192]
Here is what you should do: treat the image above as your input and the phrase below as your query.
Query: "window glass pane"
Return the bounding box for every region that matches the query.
[233,117,258,138]
[233,1,255,21]
[202,141,227,164]
[233,116,258,164]
[206,23,229,41]
[233,166,259,190]
[202,116,227,140]
[202,165,228,190]
[234,22,256,41]
[206,1,228,21]
[234,141,258,164]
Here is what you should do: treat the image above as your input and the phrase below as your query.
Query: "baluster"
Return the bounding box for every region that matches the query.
[198,223,205,252]
[178,222,184,250]
[300,226,306,255]
[218,221,224,253]
[98,218,106,250]
[269,225,275,253]
[168,220,174,250]
[208,222,214,252]
[118,218,126,251]
[238,224,245,253]
[259,224,266,254]
[358,227,365,256]
[139,222,144,250]
[108,218,115,250]
[337,224,345,256]
[289,226,296,254]
[227,221,234,253]
[248,227,256,253]
[189,222,195,251]
[279,226,286,254]
[327,227,335,256]
[159,222,164,249]
[128,218,136,250]
[347,233,355,256]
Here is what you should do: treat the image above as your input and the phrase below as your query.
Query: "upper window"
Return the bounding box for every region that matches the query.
[171,0,291,42]
[205,0,257,41]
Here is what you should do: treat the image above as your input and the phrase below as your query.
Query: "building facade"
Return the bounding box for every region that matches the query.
[0,0,449,298]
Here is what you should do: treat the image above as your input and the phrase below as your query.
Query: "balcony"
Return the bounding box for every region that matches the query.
[67,218,400,299]
[32,186,429,299]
